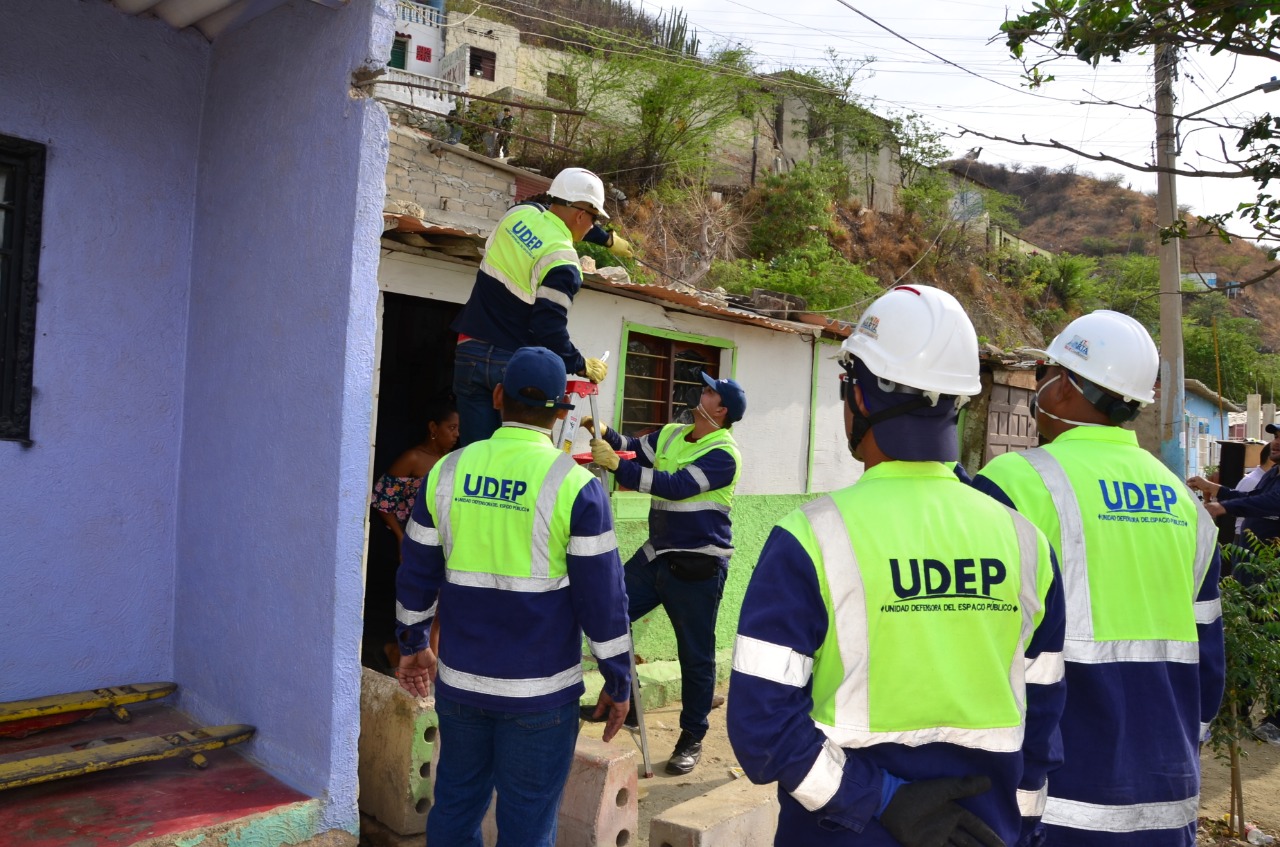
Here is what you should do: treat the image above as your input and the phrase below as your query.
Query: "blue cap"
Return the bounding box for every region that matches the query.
[503,347,574,410]
[854,358,958,462]
[701,371,747,425]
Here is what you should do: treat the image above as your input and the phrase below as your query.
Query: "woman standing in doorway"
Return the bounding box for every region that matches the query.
[369,401,459,669]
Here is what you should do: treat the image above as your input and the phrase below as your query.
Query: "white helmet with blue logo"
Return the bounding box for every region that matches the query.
[1040,310,1158,405]
[839,284,981,402]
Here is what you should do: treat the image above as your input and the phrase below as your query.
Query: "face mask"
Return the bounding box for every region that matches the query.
[696,402,722,430]
[1032,374,1106,428]
[675,407,696,425]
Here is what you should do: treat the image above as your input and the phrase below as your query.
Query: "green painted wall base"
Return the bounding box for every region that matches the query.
[614,492,820,664]
[580,492,821,710]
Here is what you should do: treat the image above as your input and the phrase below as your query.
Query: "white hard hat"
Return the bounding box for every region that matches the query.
[1039,310,1157,405]
[547,167,609,219]
[840,285,981,400]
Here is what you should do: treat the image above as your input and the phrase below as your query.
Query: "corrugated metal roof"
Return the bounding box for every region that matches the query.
[110,0,344,40]
[380,213,840,337]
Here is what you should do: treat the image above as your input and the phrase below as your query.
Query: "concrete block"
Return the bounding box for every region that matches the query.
[358,667,438,835]
[649,778,779,847]
[473,737,637,847]
[557,737,638,847]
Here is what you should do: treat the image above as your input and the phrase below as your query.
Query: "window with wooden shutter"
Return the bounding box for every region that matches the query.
[619,328,732,437]
[390,39,408,69]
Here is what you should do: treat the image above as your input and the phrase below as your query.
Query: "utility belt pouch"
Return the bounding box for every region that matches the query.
[665,551,720,582]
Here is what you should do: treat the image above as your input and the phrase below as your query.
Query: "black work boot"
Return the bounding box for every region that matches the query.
[666,729,702,775]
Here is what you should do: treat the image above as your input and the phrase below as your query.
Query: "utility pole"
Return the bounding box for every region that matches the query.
[1155,40,1185,476]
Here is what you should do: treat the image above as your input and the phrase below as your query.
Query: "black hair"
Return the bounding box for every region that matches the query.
[425,398,457,426]
[502,387,559,428]
[1262,442,1273,464]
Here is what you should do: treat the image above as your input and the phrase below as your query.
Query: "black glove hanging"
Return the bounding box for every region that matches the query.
[880,775,1005,847]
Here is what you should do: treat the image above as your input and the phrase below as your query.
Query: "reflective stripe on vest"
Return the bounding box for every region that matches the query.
[1021,448,1216,664]
[438,658,582,698]
[649,422,741,508]
[1041,795,1199,833]
[803,494,1042,753]
[478,206,579,304]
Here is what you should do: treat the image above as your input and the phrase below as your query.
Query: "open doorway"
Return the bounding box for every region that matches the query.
[363,292,461,671]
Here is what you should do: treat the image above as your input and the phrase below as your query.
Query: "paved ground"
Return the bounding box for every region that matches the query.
[364,689,1280,847]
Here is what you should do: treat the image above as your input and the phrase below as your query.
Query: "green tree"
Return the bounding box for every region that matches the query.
[747,161,846,259]
[998,1,1280,270]
[544,39,768,187]
[1089,254,1160,330]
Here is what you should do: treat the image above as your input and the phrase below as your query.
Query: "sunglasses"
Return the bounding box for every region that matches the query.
[1035,362,1051,381]
[570,204,602,224]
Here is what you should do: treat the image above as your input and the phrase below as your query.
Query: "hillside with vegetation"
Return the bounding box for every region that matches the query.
[435,0,1280,404]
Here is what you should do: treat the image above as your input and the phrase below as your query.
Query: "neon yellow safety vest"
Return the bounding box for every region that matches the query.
[642,423,741,507]
[419,425,594,591]
[780,462,1053,751]
[976,426,1218,665]
[478,205,581,311]
[636,423,741,560]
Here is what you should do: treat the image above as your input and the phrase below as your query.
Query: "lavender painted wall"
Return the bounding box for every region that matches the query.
[0,0,207,698]
[174,0,391,829]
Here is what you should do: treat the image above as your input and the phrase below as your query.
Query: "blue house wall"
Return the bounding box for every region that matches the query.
[0,0,393,833]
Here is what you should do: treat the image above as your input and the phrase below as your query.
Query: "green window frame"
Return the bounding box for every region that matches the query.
[615,322,735,438]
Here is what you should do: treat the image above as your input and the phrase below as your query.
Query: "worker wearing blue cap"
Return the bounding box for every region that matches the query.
[586,371,745,775]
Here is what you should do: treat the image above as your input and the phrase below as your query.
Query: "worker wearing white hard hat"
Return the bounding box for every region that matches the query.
[976,310,1224,846]
[451,167,629,446]
[729,285,1065,847]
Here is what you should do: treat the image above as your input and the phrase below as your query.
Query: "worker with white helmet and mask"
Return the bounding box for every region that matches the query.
[728,284,1066,847]
[451,167,633,445]
[975,310,1225,847]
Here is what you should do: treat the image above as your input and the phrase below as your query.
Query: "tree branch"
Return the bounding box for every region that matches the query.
[958,127,1253,178]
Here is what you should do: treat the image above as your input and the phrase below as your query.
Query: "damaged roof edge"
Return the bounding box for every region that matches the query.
[381,214,849,339]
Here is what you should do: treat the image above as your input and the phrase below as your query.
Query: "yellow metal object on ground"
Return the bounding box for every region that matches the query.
[0,724,255,791]
[0,682,177,724]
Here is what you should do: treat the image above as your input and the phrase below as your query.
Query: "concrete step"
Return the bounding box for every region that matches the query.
[648,777,778,847]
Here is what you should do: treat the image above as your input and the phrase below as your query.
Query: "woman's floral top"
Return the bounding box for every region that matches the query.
[371,474,425,525]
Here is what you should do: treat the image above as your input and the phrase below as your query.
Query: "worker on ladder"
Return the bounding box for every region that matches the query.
[451,167,633,446]
[976,311,1225,846]
[584,371,745,775]
[728,285,1067,847]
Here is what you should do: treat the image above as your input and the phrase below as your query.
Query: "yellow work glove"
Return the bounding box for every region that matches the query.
[582,357,609,384]
[591,438,621,471]
[607,232,634,260]
[579,416,609,439]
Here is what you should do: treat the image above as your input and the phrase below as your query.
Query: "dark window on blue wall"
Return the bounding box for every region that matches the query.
[0,135,45,443]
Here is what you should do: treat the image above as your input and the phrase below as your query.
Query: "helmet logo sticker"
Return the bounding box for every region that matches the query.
[1064,335,1089,359]
[858,315,880,338]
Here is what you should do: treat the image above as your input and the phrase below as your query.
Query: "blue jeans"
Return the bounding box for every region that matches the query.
[625,550,727,739]
[428,696,580,847]
[453,340,512,447]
